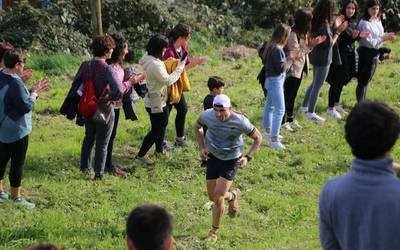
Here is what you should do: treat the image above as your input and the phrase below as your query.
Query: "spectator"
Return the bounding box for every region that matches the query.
[75,34,122,180]
[356,0,396,101]
[326,0,369,119]
[300,0,348,124]
[126,204,173,250]
[105,34,144,177]
[163,23,207,147]
[135,34,185,165]
[0,49,49,209]
[319,101,400,250]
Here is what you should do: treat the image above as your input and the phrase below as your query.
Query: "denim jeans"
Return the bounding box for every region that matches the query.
[263,73,286,137]
[302,65,330,113]
[80,110,115,176]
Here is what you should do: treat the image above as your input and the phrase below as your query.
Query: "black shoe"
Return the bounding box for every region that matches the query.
[94,174,103,180]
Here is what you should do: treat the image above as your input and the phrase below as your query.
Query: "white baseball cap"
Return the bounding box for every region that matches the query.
[213,94,231,108]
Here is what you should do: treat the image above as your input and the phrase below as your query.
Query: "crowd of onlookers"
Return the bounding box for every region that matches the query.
[1,0,400,249]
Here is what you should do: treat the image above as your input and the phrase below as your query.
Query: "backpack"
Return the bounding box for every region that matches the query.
[257,41,268,63]
[78,62,103,117]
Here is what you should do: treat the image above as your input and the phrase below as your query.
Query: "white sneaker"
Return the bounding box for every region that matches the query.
[292,120,302,129]
[306,112,326,124]
[299,106,308,113]
[334,105,348,115]
[281,122,294,132]
[268,140,286,150]
[262,131,284,141]
[326,108,342,120]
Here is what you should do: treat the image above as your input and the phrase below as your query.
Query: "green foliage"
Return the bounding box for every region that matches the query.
[194,0,400,31]
[26,53,84,76]
[0,1,90,54]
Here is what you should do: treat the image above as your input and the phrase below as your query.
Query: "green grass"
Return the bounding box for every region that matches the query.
[1,37,400,250]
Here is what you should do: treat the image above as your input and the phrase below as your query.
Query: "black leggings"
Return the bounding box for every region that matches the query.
[105,108,120,171]
[138,106,169,156]
[168,94,188,138]
[356,47,379,102]
[328,83,344,108]
[0,136,29,187]
[282,76,302,123]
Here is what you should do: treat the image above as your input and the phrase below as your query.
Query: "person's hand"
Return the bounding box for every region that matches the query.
[288,47,300,60]
[383,32,396,41]
[336,20,348,34]
[237,157,248,168]
[129,73,145,85]
[359,30,370,39]
[393,162,400,175]
[194,56,208,65]
[200,148,208,161]
[309,35,327,47]
[20,69,33,81]
[352,29,360,39]
[334,15,346,29]
[31,78,50,95]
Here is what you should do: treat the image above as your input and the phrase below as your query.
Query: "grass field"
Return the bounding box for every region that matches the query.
[0,37,399,250]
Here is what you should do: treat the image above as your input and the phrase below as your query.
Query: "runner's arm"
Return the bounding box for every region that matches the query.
[245,127,262,158]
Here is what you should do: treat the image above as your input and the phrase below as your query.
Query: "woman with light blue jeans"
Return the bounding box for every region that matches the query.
[263,73,286,144]
[261,24,293,150]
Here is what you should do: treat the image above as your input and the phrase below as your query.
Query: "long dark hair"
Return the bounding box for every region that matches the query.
[167,23,191,42]
[146,34,169,60]
[363,0,381,20]
[341,0,359,21]
[292,9,313,36]
[262,24,291,63]
[106,34,127,65]
[311,0,335,33]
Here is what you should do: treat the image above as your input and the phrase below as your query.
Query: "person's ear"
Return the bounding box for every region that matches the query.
[127,238,135,250]
[164,236,173,250]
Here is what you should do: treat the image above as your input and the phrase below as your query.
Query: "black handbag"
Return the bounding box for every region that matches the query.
[92,101,112,125]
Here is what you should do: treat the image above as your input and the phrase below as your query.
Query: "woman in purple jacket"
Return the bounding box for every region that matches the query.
[163,23,206,147]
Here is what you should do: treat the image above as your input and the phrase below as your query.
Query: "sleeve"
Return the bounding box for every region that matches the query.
[182,44,192,66]
[105,66,122,101]
[152,60,185,86]
[6,79,35,119]
[269,48,285,74]
[240,116,256,136]
[359,20,383,48]
[72,62,85,88]
[110,64,130,94]
[163,48,175,60]
[319,184,341,250]
[319,25,334,48]
[197,111,207,127]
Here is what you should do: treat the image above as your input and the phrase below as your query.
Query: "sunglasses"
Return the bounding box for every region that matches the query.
[19,58,27,64]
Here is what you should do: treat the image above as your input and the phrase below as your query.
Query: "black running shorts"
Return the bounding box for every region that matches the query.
[206,153,240,181]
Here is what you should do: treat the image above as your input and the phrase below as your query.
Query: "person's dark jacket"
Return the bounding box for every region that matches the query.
[309,24,334,66]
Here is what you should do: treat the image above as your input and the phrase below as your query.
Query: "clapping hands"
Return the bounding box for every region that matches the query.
[31,78,50,95]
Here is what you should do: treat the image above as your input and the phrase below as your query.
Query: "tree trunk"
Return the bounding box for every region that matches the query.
[90,0,103,36]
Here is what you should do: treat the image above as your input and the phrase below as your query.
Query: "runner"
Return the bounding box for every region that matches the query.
[194,94,262,241]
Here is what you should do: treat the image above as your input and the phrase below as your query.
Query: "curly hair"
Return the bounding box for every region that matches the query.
[91,34,116,57]
[345,101,400,160]
[106,33,127,65]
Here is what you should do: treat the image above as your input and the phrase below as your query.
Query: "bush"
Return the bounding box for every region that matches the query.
[0,1,90,54]
[194,0,400,31]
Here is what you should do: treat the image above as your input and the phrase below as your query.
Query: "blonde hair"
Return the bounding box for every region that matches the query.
[262,23,291,64]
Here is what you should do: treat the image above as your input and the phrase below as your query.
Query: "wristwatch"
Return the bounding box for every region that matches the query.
[245,155,252,162]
